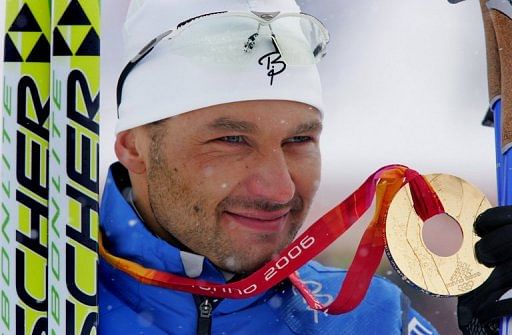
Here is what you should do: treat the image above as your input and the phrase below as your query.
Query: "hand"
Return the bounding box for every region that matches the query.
[457,206,512,334]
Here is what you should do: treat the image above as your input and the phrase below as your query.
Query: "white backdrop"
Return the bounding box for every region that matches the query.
[0,0,497,333]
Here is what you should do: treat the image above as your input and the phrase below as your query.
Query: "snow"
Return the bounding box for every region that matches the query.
[137,310,155,328]
[268,295,283,309]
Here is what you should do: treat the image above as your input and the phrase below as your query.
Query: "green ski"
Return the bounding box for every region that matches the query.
[48,0,100,334]
[2,1,51,334]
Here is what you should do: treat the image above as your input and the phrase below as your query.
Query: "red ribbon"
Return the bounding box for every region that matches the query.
[100,164,445,314]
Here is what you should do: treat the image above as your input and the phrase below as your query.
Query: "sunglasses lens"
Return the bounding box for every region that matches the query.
[272,16,328,66]
[159,14,328,66]
[167,16,260,65]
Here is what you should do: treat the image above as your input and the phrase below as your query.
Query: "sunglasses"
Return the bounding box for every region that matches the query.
[116,10,329,110]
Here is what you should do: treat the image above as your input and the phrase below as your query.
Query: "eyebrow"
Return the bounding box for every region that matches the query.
[293,120,323,134]
[207,117,259,133]
[206,117,323,135]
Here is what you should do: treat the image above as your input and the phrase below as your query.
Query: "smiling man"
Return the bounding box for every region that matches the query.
[120,100,322,274]
[97,0,443,334]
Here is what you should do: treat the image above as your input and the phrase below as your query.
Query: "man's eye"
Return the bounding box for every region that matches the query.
[218,135,246,144]
[284,136,313,144]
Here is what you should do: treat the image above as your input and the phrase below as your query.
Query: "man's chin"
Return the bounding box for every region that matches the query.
[215,257,262,275]
[217,229,299,274]
[218,248,285,275]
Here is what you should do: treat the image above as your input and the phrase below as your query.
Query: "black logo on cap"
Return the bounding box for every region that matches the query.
[258,39,286,86]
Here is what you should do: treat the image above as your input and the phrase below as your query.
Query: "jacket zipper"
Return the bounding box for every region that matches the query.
[194,296,220,335]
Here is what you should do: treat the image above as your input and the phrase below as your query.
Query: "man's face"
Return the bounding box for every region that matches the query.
[143,100,322,273]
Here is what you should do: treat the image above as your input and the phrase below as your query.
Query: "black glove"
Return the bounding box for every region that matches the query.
[458,205,512,334]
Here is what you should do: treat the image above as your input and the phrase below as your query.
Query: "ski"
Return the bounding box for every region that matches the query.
[48,0,100,334]
[2,1,51,333]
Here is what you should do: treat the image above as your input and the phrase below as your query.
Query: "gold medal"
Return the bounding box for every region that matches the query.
[385,174,493,296]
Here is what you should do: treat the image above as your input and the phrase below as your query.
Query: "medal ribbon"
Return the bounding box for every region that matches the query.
[99,164,445,314]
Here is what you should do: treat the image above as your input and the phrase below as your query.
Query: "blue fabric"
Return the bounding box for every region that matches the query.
[99,163,439,334]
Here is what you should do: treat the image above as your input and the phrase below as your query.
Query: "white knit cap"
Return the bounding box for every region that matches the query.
[116,0,325,133]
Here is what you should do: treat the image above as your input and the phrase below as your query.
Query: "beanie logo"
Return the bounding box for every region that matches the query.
[258,39,287,86]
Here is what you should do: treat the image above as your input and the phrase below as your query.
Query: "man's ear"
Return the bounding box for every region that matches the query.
[115,129,147,174]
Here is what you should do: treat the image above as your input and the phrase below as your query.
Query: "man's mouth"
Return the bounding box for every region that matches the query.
[223,209,290,233]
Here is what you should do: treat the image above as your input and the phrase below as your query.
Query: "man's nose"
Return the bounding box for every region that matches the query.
[246,149,296,205]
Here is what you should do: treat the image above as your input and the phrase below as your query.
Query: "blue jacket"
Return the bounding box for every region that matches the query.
[99,163,439,334]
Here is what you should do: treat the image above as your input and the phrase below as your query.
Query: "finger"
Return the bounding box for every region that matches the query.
[475,225,512,266]
[475,224,512,271]
[475,205,512,236]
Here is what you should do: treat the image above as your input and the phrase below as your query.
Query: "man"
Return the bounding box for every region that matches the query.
[98,0,512,334]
